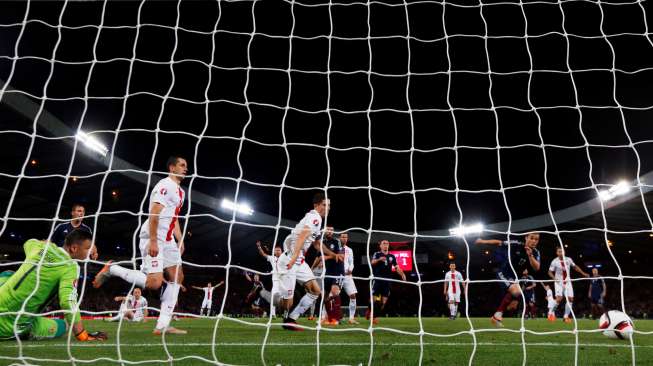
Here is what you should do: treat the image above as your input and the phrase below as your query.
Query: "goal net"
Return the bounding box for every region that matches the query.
[1,0,653,365]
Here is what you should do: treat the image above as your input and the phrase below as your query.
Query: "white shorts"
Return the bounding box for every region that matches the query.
[201,299,212,309]
[547,299,557,308]
[448,291,461,303]
[139,237,181,274]
[130,314,144,322]
[276,254,316,300]
[554,281,574,298]
[342,276,358,296]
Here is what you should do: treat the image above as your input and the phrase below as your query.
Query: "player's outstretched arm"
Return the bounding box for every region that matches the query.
[256,241,269,257]
[60,266,107,341]
[288,226,311,268]
[314,240,338,260]
[548,270,556,280]
[191,285,203,290]
[114,296,127,302]
[214,281,225,288]
[573,265,590,278]
[396,266,406,282]
[311,256,322,270]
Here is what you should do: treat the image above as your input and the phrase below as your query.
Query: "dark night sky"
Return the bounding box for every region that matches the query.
[1,0,653,277]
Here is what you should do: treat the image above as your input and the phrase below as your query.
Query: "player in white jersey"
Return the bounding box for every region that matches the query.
[547,246,589,323]
[276,193,341,331]
[106,287,149,322]
[340,232,359,324]
[542,283,557,321]
[253,242,283,318]
[308,256,324,321]
[191,281,224,316]
[443,262,466,320]
[94,156,189,335]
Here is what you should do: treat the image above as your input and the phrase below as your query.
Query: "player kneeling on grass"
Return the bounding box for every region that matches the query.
[0,230,107,341]
[106,287,148,322]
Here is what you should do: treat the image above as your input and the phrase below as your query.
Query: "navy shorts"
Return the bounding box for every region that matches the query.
[324,274,343,290]
[523,291,535,303]
[591,295,604,305]
[372,279,391,298]
[496,271,515,291]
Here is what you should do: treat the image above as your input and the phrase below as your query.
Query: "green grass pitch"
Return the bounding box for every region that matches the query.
[1,317,651,365]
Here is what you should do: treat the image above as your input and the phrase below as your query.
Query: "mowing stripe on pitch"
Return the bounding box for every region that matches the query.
[0,342,649,348]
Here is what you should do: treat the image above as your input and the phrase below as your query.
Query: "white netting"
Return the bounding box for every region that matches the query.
[1,0,653,365]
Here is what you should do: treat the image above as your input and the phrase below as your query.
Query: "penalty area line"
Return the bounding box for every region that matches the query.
[0,341,648,348]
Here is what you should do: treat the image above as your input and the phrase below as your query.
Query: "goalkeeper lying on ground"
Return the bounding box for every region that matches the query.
[0,229,107,341]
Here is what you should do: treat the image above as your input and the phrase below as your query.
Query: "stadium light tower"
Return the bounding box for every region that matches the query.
[598,180,630,202]
[76,131,108,156]
[449,223,484,237]
[221,198,254,216]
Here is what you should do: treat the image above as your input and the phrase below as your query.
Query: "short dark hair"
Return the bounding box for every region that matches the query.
[313,192,326,205]
[70,203,85,211]
[64,229,92,247]
[166,156,184,171]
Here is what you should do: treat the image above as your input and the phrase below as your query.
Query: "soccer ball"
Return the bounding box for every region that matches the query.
[599,310,634,340]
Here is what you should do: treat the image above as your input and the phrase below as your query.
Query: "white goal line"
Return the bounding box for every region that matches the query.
[0,341,650,349]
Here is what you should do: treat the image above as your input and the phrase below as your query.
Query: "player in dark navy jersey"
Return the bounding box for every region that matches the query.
[588,268,606,319]
[322,226,345,324]
[367,240,406,323]
[51,203,92,247]
[476,232,541,327]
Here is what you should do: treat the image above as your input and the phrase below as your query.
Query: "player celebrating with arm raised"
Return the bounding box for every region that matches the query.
[94,156,189,335]
[548,246,589,323]
[252,242,283,318]
[443,262,466,320]
[367,240,406,324]
[0,230,107,341]
[191,281,224,316]
[277,192,341,331]
[341,232,359,324]
[475,232,541,327]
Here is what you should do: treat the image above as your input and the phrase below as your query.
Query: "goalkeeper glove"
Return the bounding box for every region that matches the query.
[76,330,108,341]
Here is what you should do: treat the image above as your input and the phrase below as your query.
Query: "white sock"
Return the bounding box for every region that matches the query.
[494,311,503,319]
[289,293,319,320]
[454,303,458,317]
[451,304,456,317]
[206,306,211,316]
[109,265,146,288]
[156,282,180,330]
[564,302,572,318]
[259,289,282,308]
[349,299,357,320]
[309,302,316,317]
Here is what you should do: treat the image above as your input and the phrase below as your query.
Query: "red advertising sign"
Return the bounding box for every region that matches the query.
[389,250,413,272]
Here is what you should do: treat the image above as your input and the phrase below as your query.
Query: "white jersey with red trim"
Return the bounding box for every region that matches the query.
[202,287,214,302]
[549,256,576,284]
[445,270,464,294]
[126,295,148,319]
[282,209,322,262]
[139,177,185,243]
